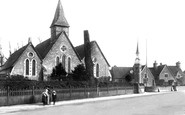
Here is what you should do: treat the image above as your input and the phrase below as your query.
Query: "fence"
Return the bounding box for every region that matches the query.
[0,86,134,106]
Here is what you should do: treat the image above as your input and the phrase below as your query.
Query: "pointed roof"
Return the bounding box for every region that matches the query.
[149,65,166,78]
[111,66,133,79]
[50,0,69,28]
[168,66,181,76]
[75,41,110,67]
[136,41,139,55]
[1,42,41,71]
[36,31,81,61]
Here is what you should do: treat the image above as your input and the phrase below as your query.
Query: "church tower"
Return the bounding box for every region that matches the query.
[133,42,141,83]
[50,0,69,39]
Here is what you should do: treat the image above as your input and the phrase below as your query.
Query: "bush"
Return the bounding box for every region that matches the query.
[168,80,174,86]
[158,79,165,86]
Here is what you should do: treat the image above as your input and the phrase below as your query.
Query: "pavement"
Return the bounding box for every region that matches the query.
[0,89,170,114]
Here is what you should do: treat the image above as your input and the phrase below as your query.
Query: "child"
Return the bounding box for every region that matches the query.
[52,90,57,105]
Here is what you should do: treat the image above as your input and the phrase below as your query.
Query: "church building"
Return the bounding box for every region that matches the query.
[0,0,111,81]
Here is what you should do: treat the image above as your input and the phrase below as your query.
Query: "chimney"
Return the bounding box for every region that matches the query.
[153,61,158,70]
[160,63,162,66]
[83,30,94,85]
[84,30,90,45]
[176,61,181,69]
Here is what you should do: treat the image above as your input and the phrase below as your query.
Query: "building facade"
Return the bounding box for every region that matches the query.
[0,0,111,81]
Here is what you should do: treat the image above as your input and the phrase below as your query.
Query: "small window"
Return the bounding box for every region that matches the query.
[178,75,181,78]
[165,73,168,77]
[61,45,67,52]
[28,52,34,58]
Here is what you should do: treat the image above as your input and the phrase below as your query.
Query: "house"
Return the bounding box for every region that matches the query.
[111,65,155,86]
[149,61,175,86]
[0,0,111,81]
[168,61,185,85]
[111,42,155,86]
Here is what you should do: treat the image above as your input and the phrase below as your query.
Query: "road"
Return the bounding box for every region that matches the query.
[6,91,185,115]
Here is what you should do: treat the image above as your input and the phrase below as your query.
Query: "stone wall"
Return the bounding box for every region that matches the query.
[90,41,111,78]
[11,44,41,80]
[43,33,81,78]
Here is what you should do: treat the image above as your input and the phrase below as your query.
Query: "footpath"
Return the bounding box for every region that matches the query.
[0,89,171,114]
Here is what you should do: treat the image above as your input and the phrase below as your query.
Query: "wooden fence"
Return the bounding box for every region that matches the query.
[0,86,134,106]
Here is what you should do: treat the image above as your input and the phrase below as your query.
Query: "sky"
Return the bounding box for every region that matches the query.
[0,0,185,70]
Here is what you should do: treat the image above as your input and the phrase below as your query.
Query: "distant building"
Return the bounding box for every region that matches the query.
[0,0,111,81]
[149,61,185,86]
[111,42,155,86]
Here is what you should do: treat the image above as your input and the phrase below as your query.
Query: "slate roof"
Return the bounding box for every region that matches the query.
[75,41,110,67]
[149,65,166,78]
[35,38,52,59]
[50,0,69,27]
[1,42,41,71]
[168,66,180,76]
[111,66,133,79]
[35,31,81,61]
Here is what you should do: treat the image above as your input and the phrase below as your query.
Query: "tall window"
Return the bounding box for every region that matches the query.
[68,57,71,73]
[26,59,29,75]
[32,60,36,76]
[96,64,99,77]
[56,56,60,66]
[62,55,66,69]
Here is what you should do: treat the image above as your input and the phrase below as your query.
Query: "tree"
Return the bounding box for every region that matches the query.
[72,64,89,81]
[50,63,67,81]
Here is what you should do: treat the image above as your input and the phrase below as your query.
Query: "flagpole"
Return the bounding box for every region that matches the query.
[146,39,148,87]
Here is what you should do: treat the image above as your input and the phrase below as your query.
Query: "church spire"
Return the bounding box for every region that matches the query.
[50,0,69,39]
[136,41,139,56]
[135,41,140,64]
[50,0,69,28]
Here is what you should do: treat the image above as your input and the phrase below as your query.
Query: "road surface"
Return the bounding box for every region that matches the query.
[5,91,185,115]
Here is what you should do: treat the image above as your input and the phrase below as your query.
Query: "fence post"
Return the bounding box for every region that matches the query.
[116,85,118,95]
[32,86,34,96]
[84,86,86,98]
[96,86,99,97]
[69,86,72,99]
[107,85,109,94]
[125,87,127,94]
[7,86,9,106]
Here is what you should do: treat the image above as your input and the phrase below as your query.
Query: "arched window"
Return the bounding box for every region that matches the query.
[96,64,99,77]
[32,60,36,76]
[68,57,71,73]
[62,55,66,69]
[93,64,96,77]
[56,56,60,66]
[26,59,29,75]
